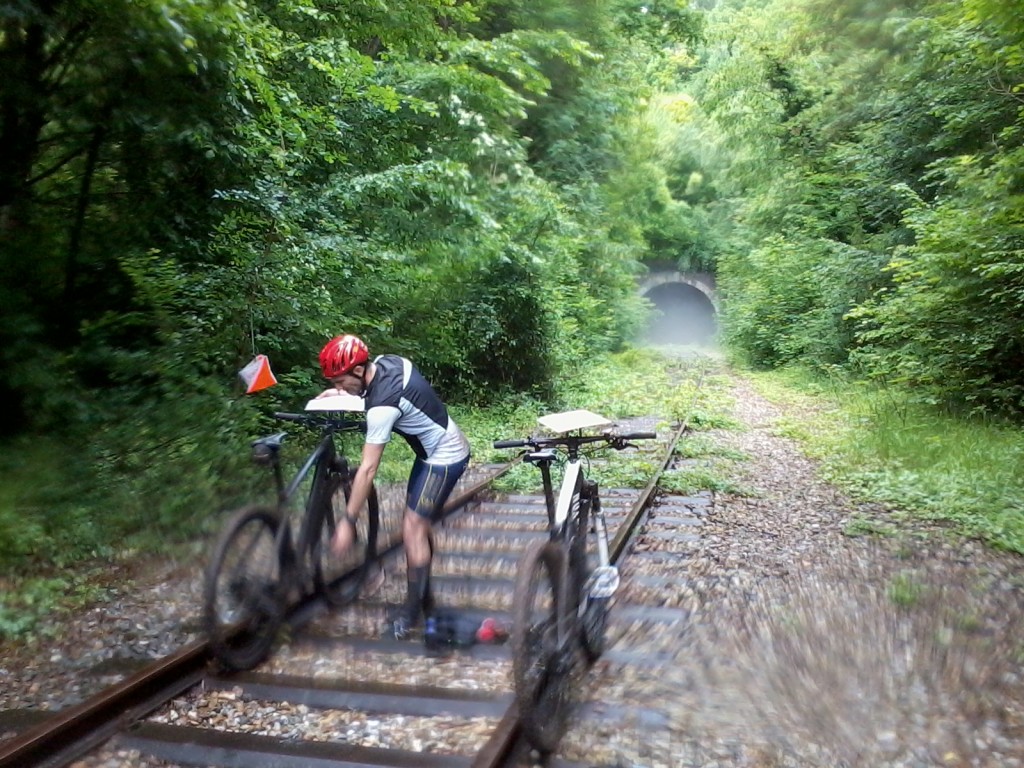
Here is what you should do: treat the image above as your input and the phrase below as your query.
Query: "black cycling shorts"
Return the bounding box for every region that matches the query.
[406,454,470,520]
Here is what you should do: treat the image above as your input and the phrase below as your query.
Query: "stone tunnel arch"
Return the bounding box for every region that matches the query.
[639,270,718,346]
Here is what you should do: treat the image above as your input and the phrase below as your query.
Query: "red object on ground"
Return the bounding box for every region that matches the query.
[476,618,505,643]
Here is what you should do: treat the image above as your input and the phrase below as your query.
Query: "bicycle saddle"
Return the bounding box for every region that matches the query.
[251,432,287,463]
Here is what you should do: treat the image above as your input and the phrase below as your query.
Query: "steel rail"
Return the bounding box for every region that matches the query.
[608,360,708,567]
[0,641,208,768]
[0,463,511,768]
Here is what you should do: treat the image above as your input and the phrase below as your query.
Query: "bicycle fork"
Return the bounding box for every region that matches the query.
[583,483,620,601]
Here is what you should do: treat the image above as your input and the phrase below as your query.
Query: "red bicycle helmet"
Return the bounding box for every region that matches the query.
[319,334,369,379]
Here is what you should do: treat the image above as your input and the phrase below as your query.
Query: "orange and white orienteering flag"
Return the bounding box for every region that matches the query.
[238,354,277,393]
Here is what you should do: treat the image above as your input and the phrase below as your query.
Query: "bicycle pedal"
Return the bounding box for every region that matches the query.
[388,617,421,641]
[587,565,620,598]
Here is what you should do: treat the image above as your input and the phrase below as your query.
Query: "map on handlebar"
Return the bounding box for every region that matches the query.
[304,394,365,413]
[537,409,612,434]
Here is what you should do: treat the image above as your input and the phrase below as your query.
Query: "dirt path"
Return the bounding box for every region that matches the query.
[560,369,1024,768]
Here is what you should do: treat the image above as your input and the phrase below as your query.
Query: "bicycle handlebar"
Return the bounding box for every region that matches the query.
[623,432,657,440]
[492,431,656,450]
[493,438,529,449]
[274,411,365,431]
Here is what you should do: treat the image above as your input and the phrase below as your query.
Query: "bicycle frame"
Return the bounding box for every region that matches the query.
[252,415,362,585]
[518,437,616,618]
[499,419,656,614]
[524,447,582,536]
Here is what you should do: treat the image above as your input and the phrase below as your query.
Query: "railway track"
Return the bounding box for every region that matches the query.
[0,364,710,768]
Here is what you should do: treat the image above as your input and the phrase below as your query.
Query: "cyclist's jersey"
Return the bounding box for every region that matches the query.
[363,355,470,465]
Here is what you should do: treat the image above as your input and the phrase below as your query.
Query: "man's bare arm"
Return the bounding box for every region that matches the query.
[347,441,385,520]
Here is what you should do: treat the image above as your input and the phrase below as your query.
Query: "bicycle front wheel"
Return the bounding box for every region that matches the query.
[203,506,284,671]
[578,483,609,661]
[313,470,380,607]
[580,595,610,661]
[511,539,571,753]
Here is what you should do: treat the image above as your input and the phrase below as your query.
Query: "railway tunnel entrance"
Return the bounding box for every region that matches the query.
[641,271,718,346]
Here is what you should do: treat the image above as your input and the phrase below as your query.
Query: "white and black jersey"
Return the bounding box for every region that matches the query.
[363,355,470,464]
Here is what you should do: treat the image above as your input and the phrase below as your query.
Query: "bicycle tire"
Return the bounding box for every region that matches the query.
[511,539,571,753]
[580,595,610,661]
[566,478,589,611]
[577,481,608,661]
[312,469,380,607]
[203,506,284,671]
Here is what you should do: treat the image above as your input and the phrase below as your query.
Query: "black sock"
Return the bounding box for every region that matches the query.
[402,564,429,624]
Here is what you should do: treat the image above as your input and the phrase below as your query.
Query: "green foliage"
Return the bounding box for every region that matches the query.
[491,463,545,494]
[675,435,748,461]
[450,395,546,464]
[850,150,1024,414]
[0,578,79,640]
[684,375,742,431]
[590,456,661,490]
[558,347,708,421]
[1,0,656,432]
[843,515,897,538]
[660,464,749,496]
[673,0,1024,423]
[0,435,121,571]
[0,568,112,642]
[0,438,64,565]
[887,571,925,609]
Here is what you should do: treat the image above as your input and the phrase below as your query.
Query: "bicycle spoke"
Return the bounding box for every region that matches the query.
[203,507,284,671]
[316,471,380,607]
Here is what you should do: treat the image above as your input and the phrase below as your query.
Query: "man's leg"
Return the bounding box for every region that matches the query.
[392,456,468,638]
[393,510,432,638]
[422,531,436,616]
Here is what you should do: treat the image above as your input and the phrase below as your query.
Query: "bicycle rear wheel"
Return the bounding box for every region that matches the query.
[203,506,284,671]
[511,539,571,753]
[312,470,380,607]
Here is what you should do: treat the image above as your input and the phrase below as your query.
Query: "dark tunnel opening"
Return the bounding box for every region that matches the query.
[644,281,718,346]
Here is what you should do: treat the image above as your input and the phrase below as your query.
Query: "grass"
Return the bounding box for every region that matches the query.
[558,347,717,425]
[491,462,544,495]
[675,434,749,462]
[660,464,751,496]
[887,571,925,608]
[488,349,717,494]
[0,435,116,566]
[747,366,1024,555]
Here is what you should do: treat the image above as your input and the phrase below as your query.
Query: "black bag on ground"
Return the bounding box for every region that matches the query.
[423,608,506,650]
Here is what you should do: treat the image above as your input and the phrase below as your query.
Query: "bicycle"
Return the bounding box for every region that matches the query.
[493,410,655,752]
[203,395,380,671]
